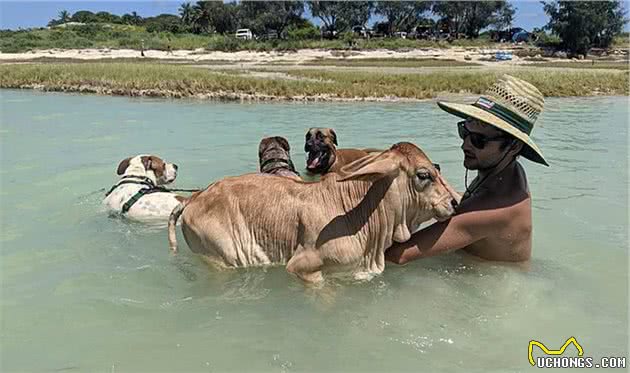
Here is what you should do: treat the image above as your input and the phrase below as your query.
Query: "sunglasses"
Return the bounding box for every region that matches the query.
[457,121,507,149]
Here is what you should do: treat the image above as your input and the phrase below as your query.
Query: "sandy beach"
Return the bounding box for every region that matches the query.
[0,46,594,67]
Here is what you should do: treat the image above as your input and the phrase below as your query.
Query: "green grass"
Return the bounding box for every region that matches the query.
[0,63,627,100]
[301,58,480,68]
[0,25,505,53]
[0,26,214,52]
[611,34,629,49]
[524,61,629,70]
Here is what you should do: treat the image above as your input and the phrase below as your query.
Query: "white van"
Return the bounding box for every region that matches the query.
[235,29,253,40]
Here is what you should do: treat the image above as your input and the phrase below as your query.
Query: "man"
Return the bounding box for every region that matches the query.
[386,75,548,264]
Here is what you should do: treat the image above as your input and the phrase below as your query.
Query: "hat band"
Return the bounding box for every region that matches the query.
[473,97,533,135]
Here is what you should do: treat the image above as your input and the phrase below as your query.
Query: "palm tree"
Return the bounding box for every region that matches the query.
[58,10,71,24]
[131,11,141,25]
[179,2,194,26]
[192,1,210,34]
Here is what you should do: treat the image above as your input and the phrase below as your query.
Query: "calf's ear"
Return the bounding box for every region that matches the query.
[338,153,380,174]
[338,153,399,182]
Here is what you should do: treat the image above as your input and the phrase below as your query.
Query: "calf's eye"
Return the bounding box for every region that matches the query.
[416,171,431,180]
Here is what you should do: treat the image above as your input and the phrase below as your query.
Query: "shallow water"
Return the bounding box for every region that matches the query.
[1,90,628,372]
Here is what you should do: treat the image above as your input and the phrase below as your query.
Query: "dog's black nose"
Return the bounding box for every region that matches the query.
[451,199,459,209]
[173,164,179,170]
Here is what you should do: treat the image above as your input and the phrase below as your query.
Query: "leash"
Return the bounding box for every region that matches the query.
[160,187,202,193]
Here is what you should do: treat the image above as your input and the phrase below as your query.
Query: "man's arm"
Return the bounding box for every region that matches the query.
[385,208,502,264]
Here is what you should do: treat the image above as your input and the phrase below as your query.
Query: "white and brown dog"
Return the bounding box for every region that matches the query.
[103,155,184,223]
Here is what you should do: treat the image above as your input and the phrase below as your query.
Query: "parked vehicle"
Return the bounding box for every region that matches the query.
[512,30,530,43]
[321,26,338,40]
[258,31,279,41]
[408,25,434,40]
[495,51,513,61]
[235,29,253,40]
[393,31,407,39]
[352,25,369,39]
[491,27,529,43]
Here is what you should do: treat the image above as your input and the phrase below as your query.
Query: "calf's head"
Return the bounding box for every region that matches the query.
[338,142,457,242]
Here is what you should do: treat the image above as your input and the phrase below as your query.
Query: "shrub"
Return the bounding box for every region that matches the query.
[207,35,241,52]
[534,31,562,49]
[287,25,320,40]
[73,24,105,38]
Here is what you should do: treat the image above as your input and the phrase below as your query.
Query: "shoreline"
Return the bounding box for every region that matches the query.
[4,83,436,103]
[3,80,626,103]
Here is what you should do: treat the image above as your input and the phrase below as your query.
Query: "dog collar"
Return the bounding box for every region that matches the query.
[105,175,157,197]
[260,158,299,176]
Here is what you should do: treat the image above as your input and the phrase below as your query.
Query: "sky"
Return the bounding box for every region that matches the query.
[0,0,623,32]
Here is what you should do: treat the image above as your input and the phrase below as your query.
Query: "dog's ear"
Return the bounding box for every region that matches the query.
[329,129,338,146]
[140,156,152,172]
[258,138,270,159]
[116,157,132,175]
[305,128,314,140]
[146,156,165,177]
[276,137,291,152]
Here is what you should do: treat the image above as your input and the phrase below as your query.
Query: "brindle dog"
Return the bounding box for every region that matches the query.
[258,136,301,180]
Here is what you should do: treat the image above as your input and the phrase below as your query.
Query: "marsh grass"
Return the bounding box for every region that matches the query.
[284,69,629,97]
[0,63,627,100]
[8,57,249,65]
[524,61,629,70]
[301,58,480,68]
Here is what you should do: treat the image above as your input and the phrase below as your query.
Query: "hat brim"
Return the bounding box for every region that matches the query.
[437,101,548,166]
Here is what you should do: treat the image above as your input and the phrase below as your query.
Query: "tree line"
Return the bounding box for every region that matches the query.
[49,1,518,38]
[48,1,627,53]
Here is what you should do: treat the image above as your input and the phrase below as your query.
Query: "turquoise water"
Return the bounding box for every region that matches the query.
[1,90,627,372]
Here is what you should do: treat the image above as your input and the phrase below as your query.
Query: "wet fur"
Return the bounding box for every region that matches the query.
[168,143,456,283]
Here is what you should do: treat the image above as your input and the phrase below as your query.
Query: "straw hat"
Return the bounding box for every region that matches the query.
[437,75,548,166]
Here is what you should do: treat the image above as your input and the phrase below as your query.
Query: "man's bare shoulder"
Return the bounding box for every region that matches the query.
[454,186,530,233]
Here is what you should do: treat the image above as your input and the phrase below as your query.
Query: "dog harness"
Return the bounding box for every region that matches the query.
[105,175,167,214]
